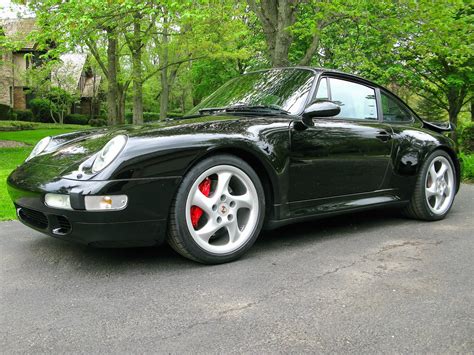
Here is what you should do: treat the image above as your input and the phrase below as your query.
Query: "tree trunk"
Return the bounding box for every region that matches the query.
[131,15,144,124]
[117,85,126,125]
[106,29,118,126]
[247,0,297,67]
[471,99,473,122]
[159,14,170,120]
[106,28,118,126]
[160,68,169,120]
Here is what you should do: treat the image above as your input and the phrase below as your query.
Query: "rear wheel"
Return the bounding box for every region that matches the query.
[167,155,265,264]
[403,150,456,221]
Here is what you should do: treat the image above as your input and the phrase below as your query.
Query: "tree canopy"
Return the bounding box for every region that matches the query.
[5,0,473,127]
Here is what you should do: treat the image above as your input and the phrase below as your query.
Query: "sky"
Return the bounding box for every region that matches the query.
[0,0,34,19]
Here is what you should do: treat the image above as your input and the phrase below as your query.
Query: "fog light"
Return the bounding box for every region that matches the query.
[44,194,72,210]
[84,195,128,211]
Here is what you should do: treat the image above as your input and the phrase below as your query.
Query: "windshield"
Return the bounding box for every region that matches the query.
[187,68,315,116]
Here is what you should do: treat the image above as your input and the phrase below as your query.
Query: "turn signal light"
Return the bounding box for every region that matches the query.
[84,195,128,211]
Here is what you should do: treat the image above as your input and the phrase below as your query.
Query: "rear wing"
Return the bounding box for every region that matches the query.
[422,121,455,134]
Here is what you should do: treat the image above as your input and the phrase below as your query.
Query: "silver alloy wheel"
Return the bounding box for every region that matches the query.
[425,156,455,215]
[185,165,259,254]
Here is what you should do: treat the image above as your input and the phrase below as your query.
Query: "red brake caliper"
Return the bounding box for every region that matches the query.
[191,177,211,228]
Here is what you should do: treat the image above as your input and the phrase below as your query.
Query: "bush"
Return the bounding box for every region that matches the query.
[14,109,34,122]
[0,121,35,131]
[0,104,13,121]
[89,118,107,127]
[143,112,161,122]
[458,122,474,153]
[459,152,474,181]
[64,114,89,125]
[29,98,53,123]
[125,111,162,124]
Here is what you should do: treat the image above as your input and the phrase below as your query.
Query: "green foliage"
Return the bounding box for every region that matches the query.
[415,96,448,122]
[29,98,53,123]
[458,122,474,153]
[125,111,161,123]
[13,109,34,122]
[88,118,107,127]
[0,104,14,121]
[64,114,89,125]
[459,153,474,182]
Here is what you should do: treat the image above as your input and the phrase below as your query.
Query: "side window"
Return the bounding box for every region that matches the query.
[381,92,413,122]
[315,77,329,101]
[329,78,377,120]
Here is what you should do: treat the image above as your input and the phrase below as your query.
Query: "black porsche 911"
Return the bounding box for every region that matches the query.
[7,67,460,264]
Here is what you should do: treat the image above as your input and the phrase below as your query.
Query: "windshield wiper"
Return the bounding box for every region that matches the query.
[198,107,228,114]
[197,104,290,116]
[226,104,290,115]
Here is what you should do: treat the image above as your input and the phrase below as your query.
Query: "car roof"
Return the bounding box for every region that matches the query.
[245,66,380,89]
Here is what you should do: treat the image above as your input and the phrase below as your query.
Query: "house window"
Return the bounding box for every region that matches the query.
[9,86,13,106]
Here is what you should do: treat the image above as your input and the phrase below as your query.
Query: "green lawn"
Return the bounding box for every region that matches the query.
[0,126,85,221]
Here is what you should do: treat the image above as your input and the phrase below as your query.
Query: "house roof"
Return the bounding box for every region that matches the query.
[0,18,38,50]
[51,53,87,93]
[52,53,101,98]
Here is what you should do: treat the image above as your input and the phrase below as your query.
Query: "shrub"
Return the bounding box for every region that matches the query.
[0,104,13,121]
[125,112,162,123]
[29,98,53,123]
[0,121,35,131]
[458,122,474,153]
[89,118,107,127]
[14,109,34,122]
[64,114,89,125]
[459,152,474,181]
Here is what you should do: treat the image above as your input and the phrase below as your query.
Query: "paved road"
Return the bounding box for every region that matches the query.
[1,185,473,353]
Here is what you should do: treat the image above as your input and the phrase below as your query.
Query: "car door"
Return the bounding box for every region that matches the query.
[289,76,394,204]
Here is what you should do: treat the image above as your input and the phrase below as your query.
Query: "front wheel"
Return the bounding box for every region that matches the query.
[403,150,456,221]
[167,155,265,264]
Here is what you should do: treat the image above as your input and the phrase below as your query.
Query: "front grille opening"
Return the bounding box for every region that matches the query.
[52,215,72,235]
[18,207,48,229]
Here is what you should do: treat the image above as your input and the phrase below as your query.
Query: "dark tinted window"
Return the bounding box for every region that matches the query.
[188,69,315,115]
[329,78,377,120]
[381,92,413,122]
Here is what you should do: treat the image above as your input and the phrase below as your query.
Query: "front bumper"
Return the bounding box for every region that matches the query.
[7,172,181,247]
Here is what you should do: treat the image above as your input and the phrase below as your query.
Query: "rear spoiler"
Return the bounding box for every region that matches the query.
[422,121,455,133]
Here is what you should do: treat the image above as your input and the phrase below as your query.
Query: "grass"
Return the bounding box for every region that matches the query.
[0,125,86,221]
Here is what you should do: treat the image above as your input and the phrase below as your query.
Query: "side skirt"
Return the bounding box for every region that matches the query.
[264,190,408,230]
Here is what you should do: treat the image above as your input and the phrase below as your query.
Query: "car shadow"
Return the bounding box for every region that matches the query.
[23,207,408,271]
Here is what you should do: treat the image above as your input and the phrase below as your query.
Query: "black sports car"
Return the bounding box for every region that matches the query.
[7,67,460,264]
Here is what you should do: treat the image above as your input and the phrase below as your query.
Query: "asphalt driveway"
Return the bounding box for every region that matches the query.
[1,185,473,353]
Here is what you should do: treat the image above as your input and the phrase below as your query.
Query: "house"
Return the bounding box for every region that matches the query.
[0,18,40,109]
[52,53,102,117]
[0,18,102,116]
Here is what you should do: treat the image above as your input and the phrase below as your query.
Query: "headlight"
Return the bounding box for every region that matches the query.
[25,136,52,162]
[92,135,127,173]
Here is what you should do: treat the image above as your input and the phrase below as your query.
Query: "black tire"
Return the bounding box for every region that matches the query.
[403,150,456,221]
[167,154,265,264]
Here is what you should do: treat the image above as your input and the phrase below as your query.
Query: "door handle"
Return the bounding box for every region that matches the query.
[376,130,392,142]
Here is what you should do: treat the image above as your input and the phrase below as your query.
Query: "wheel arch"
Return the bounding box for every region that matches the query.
[183,147,278,221]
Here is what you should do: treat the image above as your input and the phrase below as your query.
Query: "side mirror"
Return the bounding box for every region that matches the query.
[302,100,341,121]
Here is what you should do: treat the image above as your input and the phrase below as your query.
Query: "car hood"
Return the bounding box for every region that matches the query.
[19,114,290,178]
